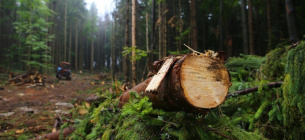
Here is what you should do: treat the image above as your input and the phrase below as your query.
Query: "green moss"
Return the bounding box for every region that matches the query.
[282,41,305,138]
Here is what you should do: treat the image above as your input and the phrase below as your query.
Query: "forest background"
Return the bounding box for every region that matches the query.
[0,0,303,84]
[1,0,305,139]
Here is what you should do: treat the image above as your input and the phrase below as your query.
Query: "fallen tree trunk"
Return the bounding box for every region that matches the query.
[119,53,231,112]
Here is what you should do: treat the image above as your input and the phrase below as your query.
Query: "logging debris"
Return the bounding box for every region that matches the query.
[7,71,46,86]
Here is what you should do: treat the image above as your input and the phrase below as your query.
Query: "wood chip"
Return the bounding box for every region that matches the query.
[16,129,24,134]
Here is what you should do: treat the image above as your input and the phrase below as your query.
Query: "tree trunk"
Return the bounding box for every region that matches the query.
[219,0,223,51]
[248,0,255,54]
[124,0,130,83]
[178,0,182,53]
[75,22,78,71]
[241,0,248,54]
[147,0,156,73]
[68,22,72,63]
[285,0,298,43]
[158,2,162,60]
[267,0,272,48]
[119,54,231,112]
[64,0,67,61]
[162,3,167,58]
[131,0,137,87]
[190,0,198,51]
[79,30,84,71]
[146,13,149,54]
[111,21,116,81]
[90,39,94,70]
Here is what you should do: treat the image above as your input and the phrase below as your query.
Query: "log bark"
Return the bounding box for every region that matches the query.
[35,127,75,140]
[119,54,231,112]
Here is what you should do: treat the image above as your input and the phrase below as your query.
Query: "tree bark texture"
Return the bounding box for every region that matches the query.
[241,0,249,54]
[147,0,156,73]
[248,0,255,54]
[124,0,130,83]
[131,0,137,87]
[119,54,231,112]
[162,3,167,58]
[190,0,198,51]
[285,0,298,43]
[158,2,163,60]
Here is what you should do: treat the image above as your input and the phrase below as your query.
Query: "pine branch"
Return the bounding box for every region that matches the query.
[203,125,234,140]
[227,81,283,97]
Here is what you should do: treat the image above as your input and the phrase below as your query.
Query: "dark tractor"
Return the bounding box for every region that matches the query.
[56,62,72,80]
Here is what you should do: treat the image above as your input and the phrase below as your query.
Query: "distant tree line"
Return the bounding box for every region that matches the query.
[0,0,303,85]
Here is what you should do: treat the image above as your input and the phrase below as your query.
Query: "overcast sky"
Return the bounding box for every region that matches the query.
[84,0,115,17]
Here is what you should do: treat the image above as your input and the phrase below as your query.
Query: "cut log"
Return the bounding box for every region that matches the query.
[8,74,27,82]
[119,53,231,111]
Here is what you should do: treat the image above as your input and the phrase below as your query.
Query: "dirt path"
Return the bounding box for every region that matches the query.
[0,73,102,138]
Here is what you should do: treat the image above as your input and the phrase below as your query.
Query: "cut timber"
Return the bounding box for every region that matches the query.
[180,55,230,108]
[119,53,231,111]
[145,57,174,93]
[7,71,45,86]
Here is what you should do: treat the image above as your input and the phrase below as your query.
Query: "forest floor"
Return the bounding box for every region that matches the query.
[0,72,108,139]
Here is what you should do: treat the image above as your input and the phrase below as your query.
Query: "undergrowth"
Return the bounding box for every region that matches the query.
[61,41,305,139]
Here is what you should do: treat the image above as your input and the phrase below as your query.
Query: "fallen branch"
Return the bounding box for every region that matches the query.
[35,127,75,140]
[8,74,27,82]
[227,81,283,97]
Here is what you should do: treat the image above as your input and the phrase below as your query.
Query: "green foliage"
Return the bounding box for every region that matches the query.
[226,54,265,72]
[13,0,54,72]
[174,27,191,41]
[17,133,32,140]
[122,46,148,61]
[225,54,265,93]
[168,49,189,55]
[262,47,287,80]
[68,41,305,140]
[69,89,267,140]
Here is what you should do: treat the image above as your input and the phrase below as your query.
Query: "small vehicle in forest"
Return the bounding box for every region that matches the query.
[56,62,72,80]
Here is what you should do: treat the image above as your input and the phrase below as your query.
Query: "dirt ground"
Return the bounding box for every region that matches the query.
[0,73,104,139]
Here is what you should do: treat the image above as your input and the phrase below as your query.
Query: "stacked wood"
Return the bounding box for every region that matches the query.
[97,72,110,80]
[119,52,231,112]
[8,71,46,86]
